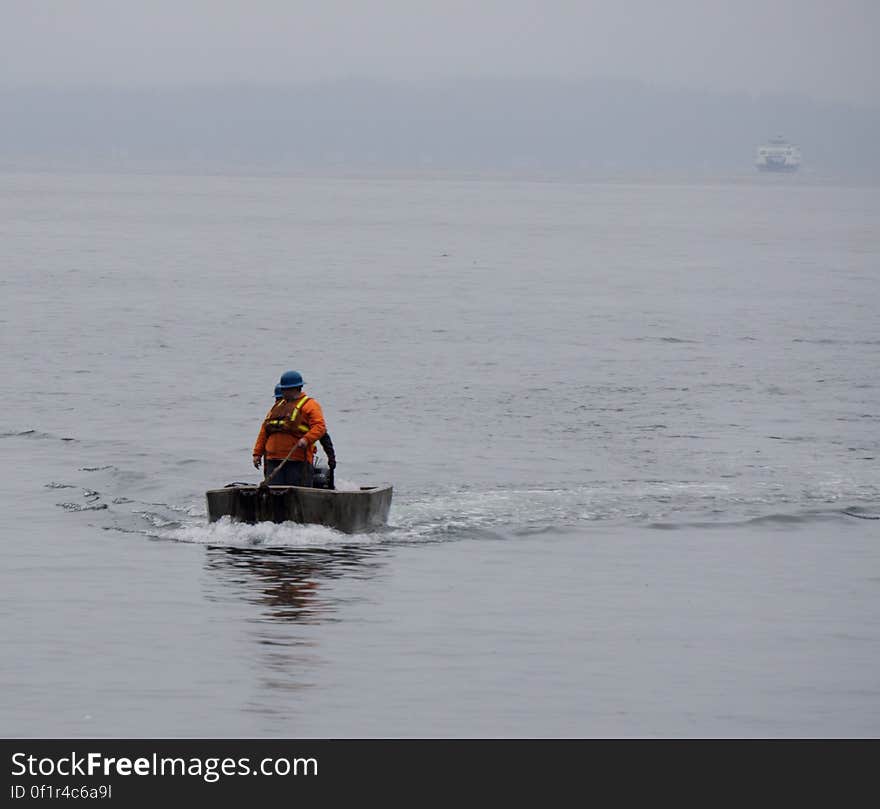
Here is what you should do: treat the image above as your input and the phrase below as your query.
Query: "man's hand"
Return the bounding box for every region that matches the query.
[296,438,308,450]
[253,455,262,469]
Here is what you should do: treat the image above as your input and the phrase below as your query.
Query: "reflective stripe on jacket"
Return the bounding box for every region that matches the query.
[264,394,310,436]
[253,396,327,463]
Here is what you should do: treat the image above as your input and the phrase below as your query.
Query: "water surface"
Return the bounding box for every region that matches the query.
[1,171,878,737]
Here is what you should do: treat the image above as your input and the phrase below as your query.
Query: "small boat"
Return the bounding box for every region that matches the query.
[755,134,801,172]
[205,483,393,534]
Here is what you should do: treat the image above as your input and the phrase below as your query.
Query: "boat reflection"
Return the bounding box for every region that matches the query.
[204,544,385,624]
[202,544,389,720]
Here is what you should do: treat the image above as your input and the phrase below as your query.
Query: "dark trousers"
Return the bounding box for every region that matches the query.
[264,459,313,487]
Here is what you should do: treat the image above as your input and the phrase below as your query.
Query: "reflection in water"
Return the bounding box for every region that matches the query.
[204,544,389,729]
[204,544,385,623]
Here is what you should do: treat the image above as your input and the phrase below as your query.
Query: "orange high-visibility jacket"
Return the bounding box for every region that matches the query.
[253,395,326,463]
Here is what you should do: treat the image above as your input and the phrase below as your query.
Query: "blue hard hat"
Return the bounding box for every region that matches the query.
[274,384,282,398]
[278,370,304,389]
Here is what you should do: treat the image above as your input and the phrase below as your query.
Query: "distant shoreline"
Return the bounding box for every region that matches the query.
[2,80,877,182]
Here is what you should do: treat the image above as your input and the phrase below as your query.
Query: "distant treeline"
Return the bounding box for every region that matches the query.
[1,78,878,177]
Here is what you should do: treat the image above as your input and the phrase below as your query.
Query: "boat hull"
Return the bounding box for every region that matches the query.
[206,484,392,534]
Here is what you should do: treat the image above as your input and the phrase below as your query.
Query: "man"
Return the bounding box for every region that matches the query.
[253,370,326,486]
[271,382,337,487]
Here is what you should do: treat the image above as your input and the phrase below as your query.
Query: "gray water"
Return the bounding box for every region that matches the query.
[1,171,878,738]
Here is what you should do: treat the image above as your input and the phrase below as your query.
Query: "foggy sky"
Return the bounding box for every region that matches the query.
[1,0,877,107]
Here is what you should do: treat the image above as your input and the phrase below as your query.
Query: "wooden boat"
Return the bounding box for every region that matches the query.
[205,483,392,534]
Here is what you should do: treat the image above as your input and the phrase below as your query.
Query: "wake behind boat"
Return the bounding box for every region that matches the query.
[206,482,393,534]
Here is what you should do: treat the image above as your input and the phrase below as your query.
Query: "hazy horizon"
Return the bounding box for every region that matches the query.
[2,2,877,178]
[2,77,878,179]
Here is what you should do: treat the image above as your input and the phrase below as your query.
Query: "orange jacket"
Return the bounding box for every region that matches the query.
[253,396,327,463]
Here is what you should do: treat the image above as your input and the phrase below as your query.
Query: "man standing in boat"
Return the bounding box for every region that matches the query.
[253,370,326,486]
[272,382,337,487]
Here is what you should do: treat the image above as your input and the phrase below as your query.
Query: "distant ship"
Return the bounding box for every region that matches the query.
[755,135,801,172]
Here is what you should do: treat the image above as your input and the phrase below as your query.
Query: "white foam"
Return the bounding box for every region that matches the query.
[162,516,379,548]
[332,476,366,492]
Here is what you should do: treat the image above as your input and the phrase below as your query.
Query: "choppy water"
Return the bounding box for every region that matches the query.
[1,171,879,737]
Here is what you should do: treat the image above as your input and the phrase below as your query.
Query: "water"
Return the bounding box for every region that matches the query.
[1,171,879,737]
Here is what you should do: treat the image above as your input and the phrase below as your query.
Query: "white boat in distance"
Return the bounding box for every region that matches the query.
[755,135,801,172]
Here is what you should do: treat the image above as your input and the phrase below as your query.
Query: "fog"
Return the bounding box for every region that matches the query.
[2,1,876,105]
[1,1,877,176]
